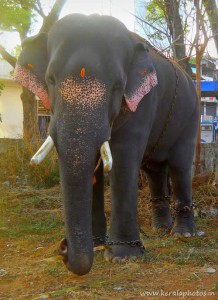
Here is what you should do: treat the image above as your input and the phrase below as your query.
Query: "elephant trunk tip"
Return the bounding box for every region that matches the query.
[67,257,93,276]
[59,239,93,276]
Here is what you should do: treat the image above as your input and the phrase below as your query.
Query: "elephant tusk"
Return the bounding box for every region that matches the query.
[100,141,113,172]
[30,136,54,166]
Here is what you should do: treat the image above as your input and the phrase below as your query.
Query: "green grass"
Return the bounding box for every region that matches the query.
[0,139,59,188]
[0,186,64,239]
[0,184,217,300]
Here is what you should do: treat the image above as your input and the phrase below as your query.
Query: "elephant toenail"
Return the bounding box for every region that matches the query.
[184,232,191,237]
[112,256,122,263]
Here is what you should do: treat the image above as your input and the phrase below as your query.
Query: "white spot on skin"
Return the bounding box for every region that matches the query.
[59,76,106,109]
[125,71,158,112]
[57,75,107,178]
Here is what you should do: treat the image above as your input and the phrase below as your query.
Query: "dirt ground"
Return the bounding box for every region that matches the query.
[0,181,217,300]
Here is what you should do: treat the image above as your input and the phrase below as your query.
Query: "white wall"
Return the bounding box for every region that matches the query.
[0,80,23,138]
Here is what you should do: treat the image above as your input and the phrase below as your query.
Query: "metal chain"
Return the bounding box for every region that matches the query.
[93,235,108,244]
[150,195,171,202]
[93,235,145,253]
[172,204,195,215]
[93,204,194,244]
[143,42,180,162]
[106,239,145,253]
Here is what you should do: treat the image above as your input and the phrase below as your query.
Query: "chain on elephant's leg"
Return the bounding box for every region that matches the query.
[144,162,173,230]
[104,145,146,263]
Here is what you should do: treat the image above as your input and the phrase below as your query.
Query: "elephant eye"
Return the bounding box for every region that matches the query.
[144,45,149,52]
[113,81,122,90]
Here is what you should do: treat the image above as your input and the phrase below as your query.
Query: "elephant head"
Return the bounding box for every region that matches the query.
[14,14,157,275]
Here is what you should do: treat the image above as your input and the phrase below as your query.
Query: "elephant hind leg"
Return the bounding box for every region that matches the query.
[169,166,196,237]
[144,161,173,230]
[168,136,197,237]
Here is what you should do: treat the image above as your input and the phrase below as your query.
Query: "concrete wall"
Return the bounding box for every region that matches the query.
[200,143,218,172]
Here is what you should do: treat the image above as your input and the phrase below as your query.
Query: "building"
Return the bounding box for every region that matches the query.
[0,60,23,138]
[0,59,50,139]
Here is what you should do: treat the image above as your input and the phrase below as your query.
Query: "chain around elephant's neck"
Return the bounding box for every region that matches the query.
[146,66,179,161]
[143,43,180,163]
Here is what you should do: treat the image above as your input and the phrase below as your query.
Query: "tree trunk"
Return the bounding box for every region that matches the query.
[194,55,202,175]
[203,0,218,54]
[164,0,193,75]
[20,87,38,141]
[194,0,209,175]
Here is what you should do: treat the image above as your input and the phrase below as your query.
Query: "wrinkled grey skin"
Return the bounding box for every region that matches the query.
[14,14,198,275]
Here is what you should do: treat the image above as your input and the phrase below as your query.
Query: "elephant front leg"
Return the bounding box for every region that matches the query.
[92,162,107,247]
[104,144,145,263]
[144,161,172,230]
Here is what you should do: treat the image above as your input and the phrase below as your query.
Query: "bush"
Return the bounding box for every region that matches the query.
[0,138,59,188]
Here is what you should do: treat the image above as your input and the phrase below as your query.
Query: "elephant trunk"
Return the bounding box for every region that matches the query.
[58,154,94,275]
[56,132,108,275]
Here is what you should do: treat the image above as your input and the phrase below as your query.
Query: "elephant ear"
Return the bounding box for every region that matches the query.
[14,32,50,109]
[124,43,158,112]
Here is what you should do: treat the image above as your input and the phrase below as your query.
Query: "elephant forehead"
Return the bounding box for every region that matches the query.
[59,76,107,107]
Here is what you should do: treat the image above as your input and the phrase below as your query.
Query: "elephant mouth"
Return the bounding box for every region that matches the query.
[30,136,113,172]
[59,238,68,264]
[59,238,93,275]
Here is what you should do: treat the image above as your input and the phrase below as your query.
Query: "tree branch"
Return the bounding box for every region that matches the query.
[133,13,169,37]
[40,0,67,33]
[33,2,46,19]
[0,45,17,68]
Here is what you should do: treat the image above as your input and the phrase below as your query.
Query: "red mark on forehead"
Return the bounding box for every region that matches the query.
[80,68,85,77]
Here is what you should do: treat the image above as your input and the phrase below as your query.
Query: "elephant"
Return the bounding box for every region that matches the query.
[14,14,199,276]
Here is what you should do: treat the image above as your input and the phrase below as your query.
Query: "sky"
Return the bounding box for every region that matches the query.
[0,0,217,58]
[0,0,135,53]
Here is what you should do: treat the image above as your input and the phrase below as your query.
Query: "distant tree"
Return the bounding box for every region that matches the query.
[0,0,66,140]
[136,0,214,174]
[202,0,218,53]
[136,0,216,76]
[194,0,211,175]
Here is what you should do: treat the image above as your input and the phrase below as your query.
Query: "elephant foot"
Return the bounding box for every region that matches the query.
[151,198,173,230]
[104,241,145,263]
[171,207,196,237]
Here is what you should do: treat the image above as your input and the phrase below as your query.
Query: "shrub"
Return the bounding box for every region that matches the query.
[0,138,59,188]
